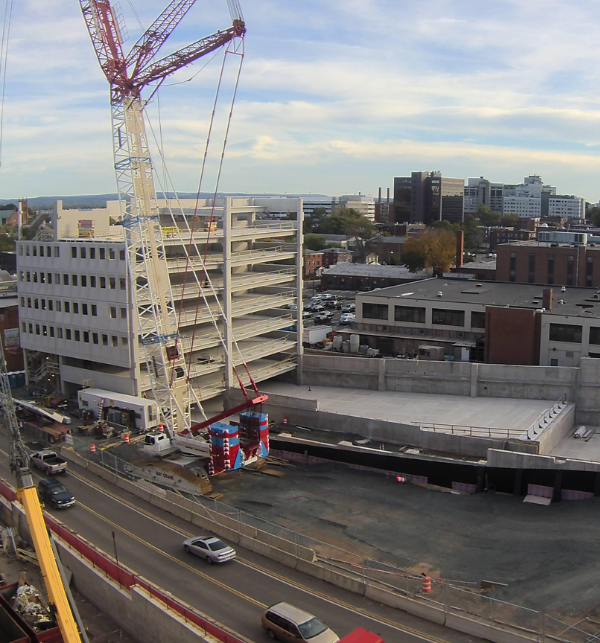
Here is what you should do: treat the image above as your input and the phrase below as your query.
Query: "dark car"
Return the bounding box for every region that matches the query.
[37,478,75,509]
[316,285,328,292]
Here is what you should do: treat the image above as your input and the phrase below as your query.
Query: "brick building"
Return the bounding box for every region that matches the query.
[303,250,323,278]
[347,278,600,366]
[496,241,600,287]
[321,263,429,291]
[489,228,536,250]
[321,247,352,268]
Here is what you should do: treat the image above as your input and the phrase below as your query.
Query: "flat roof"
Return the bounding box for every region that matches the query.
[324,263,429,278]
[362,277,600,319]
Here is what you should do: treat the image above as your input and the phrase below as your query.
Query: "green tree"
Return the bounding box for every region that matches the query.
[588,207,600,227]
[401,229,456,275]
[500,213,519,227]
[462,214,483,252]
[431,220,458,232]
[304,234,328,251]
[342,210,376,263]
[304,207,328,233]
[475,204,501,226]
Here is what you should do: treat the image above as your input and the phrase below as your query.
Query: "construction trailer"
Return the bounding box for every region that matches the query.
[77,388,160,432]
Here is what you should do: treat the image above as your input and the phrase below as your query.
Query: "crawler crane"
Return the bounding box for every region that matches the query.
[0,345,82,641]
[79,0,267,453]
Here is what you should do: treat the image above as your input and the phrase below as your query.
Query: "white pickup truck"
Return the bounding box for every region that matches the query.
[30,450,68,475]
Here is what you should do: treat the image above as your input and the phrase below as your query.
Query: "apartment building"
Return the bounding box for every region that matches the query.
[17,198,303,407]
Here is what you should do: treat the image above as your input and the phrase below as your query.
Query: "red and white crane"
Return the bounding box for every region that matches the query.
[79,0,265,443]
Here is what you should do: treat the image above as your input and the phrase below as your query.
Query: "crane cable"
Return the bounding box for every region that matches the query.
[146,40,257,399]
[0,0,14,167]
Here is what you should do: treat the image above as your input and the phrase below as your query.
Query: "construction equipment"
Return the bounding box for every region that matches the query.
[0,347,82,640]
[79,1,269,465]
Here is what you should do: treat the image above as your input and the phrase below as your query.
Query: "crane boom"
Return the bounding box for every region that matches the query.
[79,0,247,436]
[0,349,82,642]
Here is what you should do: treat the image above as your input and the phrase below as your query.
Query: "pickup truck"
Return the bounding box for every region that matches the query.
[30,450,68,475]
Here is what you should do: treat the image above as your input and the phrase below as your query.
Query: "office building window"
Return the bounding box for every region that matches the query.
[57,327,63,339]
[567,255,574,286]
[589,327,600,345]
[48,273,52,284]
[63,274,69,285]
[93,333,99,344]
[120,249,125,260]
[112,335,118,347]
[100,248,106,260]
[90,276,96,288]
[90,247,95,259]
[54,246,60,257]
[586,257,594,288]
[81,275,87,287]
[56,301,62,312]
[548,254,554,285]
[432,308,465,327]
[71,247,77,259]
[509,252,516,283]
[119,278,126,290]
[64,302,70,313]
[394,305,425,323]
[528,254,535,284]
[39,246,44,257]
[109,277,116,289]
[48,300,53,311]
[50,327,54,338]
[80,247,86,259]
[120,307,127,319]
[72,275,78,287]
[110,306,117,319]
[83,331,89,343]
[91,304,97,316]
[362,303,389,320]
[549,323,582,343]
[121,336,128,346]
[100,277,106,288]
[73,302,79,314]
[66,329,72,340]
[109,248,115,260]
[102,334,108,346]
[82,303,88,315]
[74,330,80,341]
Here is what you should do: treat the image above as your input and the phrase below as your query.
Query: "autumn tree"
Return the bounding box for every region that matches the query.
[401,229,456,275]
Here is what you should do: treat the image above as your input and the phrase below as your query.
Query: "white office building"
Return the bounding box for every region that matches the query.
[548,195,586,220]
[338,194,376,221]
[17,198,303,408]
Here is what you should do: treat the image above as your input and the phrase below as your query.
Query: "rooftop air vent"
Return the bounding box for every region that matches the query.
[561,286,567,293]
[437,291,443,297]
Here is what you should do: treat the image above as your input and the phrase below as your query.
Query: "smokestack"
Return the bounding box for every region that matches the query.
[542,288,553,310]
[387,188,390,204]
[378,187,382,203]
[456,230,464,269]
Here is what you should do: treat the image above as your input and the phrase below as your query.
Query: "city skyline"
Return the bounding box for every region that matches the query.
[2,1,600,201]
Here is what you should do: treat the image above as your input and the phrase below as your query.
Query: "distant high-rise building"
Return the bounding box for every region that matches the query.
[337,193,376,221]
[394,172,464,225]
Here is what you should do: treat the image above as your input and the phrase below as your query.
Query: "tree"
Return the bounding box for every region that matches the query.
[475,204,501,227]
[304,234,328,251]
[462,214,483,252]
[304,207,328,233]
[431,220,458,232]
[401,229,456,275]
[501,213,519,228]
[588,207,600,228]
[342,210,376,263]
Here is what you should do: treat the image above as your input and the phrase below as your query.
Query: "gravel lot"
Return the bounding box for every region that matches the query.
[213,460,600,621]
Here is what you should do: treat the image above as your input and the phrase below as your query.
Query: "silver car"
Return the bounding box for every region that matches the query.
[183,536,236,564]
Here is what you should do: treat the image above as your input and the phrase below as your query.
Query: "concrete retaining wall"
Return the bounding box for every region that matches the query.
[536,404,575,455]
[56,541,218,643]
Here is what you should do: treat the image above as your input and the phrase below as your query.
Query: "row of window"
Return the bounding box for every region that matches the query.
[549,324,600,345]
[509,253,594,287]
[363,303,486,329]
[20,271,127,290]
[21,322,128,347]
[19,244,125,261]
[20,297,127,320]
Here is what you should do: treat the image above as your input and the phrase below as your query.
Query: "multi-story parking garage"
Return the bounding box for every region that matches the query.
[17,197,303,408]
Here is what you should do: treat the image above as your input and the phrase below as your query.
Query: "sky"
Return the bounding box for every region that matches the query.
[2,0,600,201]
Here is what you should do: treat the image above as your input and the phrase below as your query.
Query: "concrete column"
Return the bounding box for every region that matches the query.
[552,469,563,503]
[378,359,386,391]
[222,197,233,390]
[513,469,523,497]
[470,363,479,398]
[296,202,304,385]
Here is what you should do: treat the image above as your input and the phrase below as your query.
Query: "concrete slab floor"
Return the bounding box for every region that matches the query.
[263,383,553,431]
[551,425,600,461]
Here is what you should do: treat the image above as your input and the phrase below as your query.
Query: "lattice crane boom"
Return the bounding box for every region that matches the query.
[79,0,246,435]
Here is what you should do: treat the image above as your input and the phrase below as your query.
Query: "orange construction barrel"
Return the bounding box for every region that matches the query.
[90,443,96,453]
[124,434,130,444]
[422,576,432,593]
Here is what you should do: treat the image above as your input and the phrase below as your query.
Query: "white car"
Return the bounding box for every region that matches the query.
[183,536,236,564]
[339,313,355,325]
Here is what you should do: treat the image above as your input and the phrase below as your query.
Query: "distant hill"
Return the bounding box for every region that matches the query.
[0,193,332,209]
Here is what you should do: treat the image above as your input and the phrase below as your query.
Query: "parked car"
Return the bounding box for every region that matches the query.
[302,311,312,319]
[339,313,355,325]
[310,303,325,313]
[314,312,334,324]
[303,302,313,311]
[183,536,236,564]
[289,304,298,311]
[316,285,328,292]
[37,478,75,509]
[341,303,355,313]
[262,602,339,643]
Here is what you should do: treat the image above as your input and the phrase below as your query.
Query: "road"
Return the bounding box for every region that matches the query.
[0,433,482,643]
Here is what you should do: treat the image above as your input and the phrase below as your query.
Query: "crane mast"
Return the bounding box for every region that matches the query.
[0,348,82,641]
[79,0,246,434]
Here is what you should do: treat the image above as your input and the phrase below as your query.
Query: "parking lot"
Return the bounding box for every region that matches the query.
[297,287,356,331]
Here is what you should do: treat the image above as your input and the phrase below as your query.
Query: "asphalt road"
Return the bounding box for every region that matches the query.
[0,433,482,643]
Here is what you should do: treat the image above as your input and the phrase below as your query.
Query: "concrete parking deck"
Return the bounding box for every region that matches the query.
[262,382,554,434]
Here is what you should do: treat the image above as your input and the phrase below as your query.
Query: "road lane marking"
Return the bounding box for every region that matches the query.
[0,447,450,642]
[68,469,447,642]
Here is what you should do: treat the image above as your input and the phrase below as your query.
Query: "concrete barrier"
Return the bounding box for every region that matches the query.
[364,585,446,625]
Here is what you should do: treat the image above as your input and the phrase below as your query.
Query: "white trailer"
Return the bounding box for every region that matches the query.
[303,325,333,346]
[77,388,160,432]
